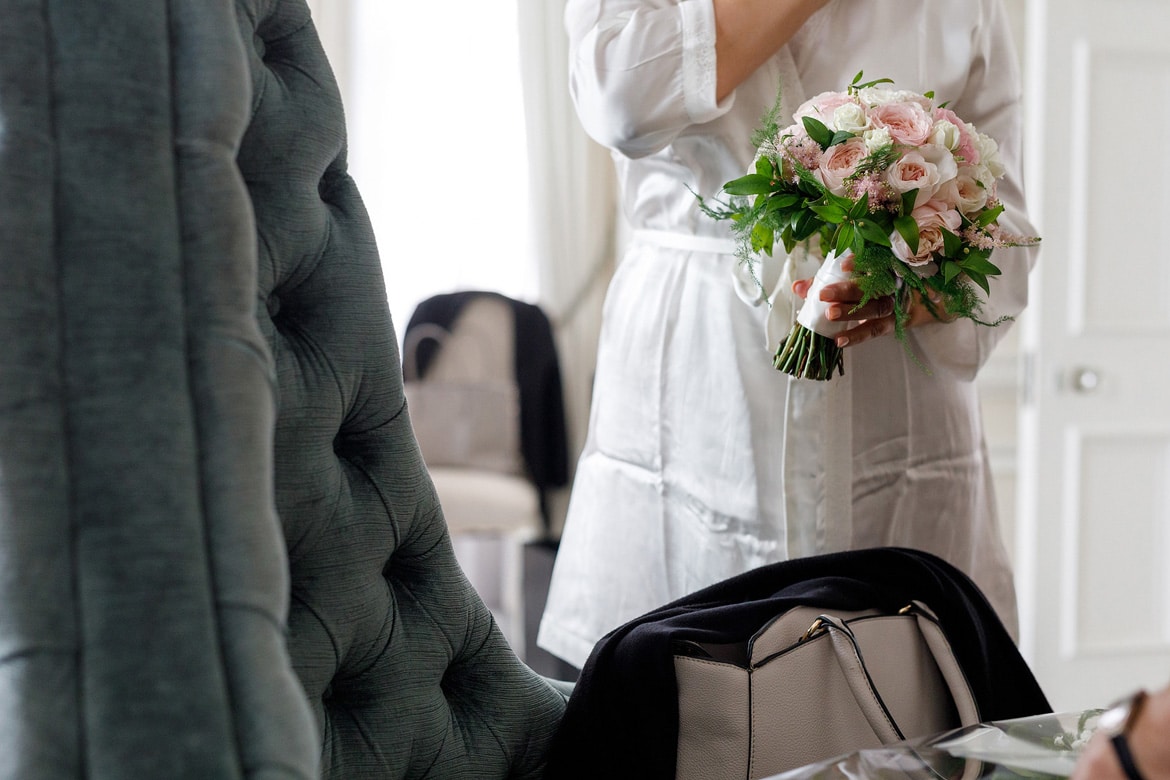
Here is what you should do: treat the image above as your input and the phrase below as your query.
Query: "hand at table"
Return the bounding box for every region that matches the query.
[792,257,952,348]
[1072,685,1170,779]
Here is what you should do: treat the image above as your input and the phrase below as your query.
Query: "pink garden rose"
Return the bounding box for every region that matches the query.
[817,136,868,196]
[869,101,935,146]
[890,200,963,267]
[795,91,857,124]
[935,166,990,216]
[884,144,959,207]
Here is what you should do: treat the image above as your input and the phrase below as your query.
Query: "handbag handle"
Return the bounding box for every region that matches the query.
[819,615,906,743]
[815,603,980,745]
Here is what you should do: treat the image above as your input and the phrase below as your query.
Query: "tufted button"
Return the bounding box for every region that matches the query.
[266,292,281,319]
[253,32,266,61]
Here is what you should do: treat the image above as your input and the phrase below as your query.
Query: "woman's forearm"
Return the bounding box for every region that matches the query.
[713,0,829,101]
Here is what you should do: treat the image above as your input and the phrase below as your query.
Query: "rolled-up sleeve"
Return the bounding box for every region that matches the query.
[565,0,733,158]
[910,0,1039,381]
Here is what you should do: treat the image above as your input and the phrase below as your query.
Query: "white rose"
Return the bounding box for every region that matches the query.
[930,119,961,152]
[918,143,959,186]
[863,127,893,154]
[975,133,1006,179]
[858,87,933,110]
[832,102,870,134]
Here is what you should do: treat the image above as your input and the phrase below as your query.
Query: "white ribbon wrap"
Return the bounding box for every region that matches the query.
[795,249,853,339]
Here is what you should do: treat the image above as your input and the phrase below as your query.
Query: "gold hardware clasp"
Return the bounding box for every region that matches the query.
[800,618,826,643]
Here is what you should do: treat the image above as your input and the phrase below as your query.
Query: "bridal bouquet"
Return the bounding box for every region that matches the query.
[698,72,1039,380]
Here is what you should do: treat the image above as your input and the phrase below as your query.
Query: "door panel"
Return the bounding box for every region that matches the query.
[1018,0,1170,711]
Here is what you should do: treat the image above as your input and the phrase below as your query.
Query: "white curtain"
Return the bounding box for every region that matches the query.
[516,0,618,534]
[304,0,618,534]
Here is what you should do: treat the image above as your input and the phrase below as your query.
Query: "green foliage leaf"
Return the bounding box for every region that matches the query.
[848,193,871,220]
[942,261,963,285]
[856,217,892,247]
[792,210,820,241]
[851,233,867,258]
[977,203,1005,228]
[755,156,775,178]
[959,253,1002,277]
[780,225,797,254]
[834,223,856,258]
[942,228,963,258]
[723,174,775,196]
[849,74,895,92]
[765,194,800,215]
[810,203,848,223]
[751,222,775,255]
[802,116,834,150]
[829,130,856,147]
[901,190,918,217]
[894,214,920,254]
[966,270,991,295]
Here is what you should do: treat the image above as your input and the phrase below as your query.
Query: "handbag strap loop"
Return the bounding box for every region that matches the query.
[819,615,906,743]
[816,604,981,746]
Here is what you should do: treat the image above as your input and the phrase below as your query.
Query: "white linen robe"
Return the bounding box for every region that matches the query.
[538,0,1038,669]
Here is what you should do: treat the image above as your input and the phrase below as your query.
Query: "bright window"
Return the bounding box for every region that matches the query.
[344,1,537,333]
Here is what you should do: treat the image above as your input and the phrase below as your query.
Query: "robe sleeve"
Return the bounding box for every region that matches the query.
[564,0,734,158]
[909,0,1040,381]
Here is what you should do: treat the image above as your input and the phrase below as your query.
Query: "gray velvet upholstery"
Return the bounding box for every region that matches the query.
[0,0,567,777]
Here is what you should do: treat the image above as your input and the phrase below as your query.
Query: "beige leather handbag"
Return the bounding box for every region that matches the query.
[673,601,979,779]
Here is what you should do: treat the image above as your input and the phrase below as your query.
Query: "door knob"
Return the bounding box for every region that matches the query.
[1070,367,1101,394]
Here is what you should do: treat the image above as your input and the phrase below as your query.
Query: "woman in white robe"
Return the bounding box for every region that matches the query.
[538,0,1038,670]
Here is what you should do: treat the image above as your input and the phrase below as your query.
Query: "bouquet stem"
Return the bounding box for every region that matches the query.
[772,249,851,381]
[772,324,844,380]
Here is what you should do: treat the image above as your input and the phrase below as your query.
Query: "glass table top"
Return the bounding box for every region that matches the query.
[765,710,1103,779]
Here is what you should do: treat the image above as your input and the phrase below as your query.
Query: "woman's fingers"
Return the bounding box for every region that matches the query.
[826,297,893,322]
[791,271,951,348]
[833,316,895,348]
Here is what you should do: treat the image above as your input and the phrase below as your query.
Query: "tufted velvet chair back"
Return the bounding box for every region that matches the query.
[0,0,566,777]
[236,1,568,776]
[0,0,318,777]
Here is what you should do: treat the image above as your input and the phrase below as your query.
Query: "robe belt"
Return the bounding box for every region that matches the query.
[631,229,737,256]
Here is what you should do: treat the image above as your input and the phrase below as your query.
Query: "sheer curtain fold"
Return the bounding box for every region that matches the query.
[516,0,618,534]
[304,0,618,534]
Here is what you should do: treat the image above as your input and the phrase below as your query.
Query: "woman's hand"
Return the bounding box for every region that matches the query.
[1072,685,1170,780]
[792,257,953,348]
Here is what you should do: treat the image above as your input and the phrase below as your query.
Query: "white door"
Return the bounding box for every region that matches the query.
[1016,0,1170,711]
